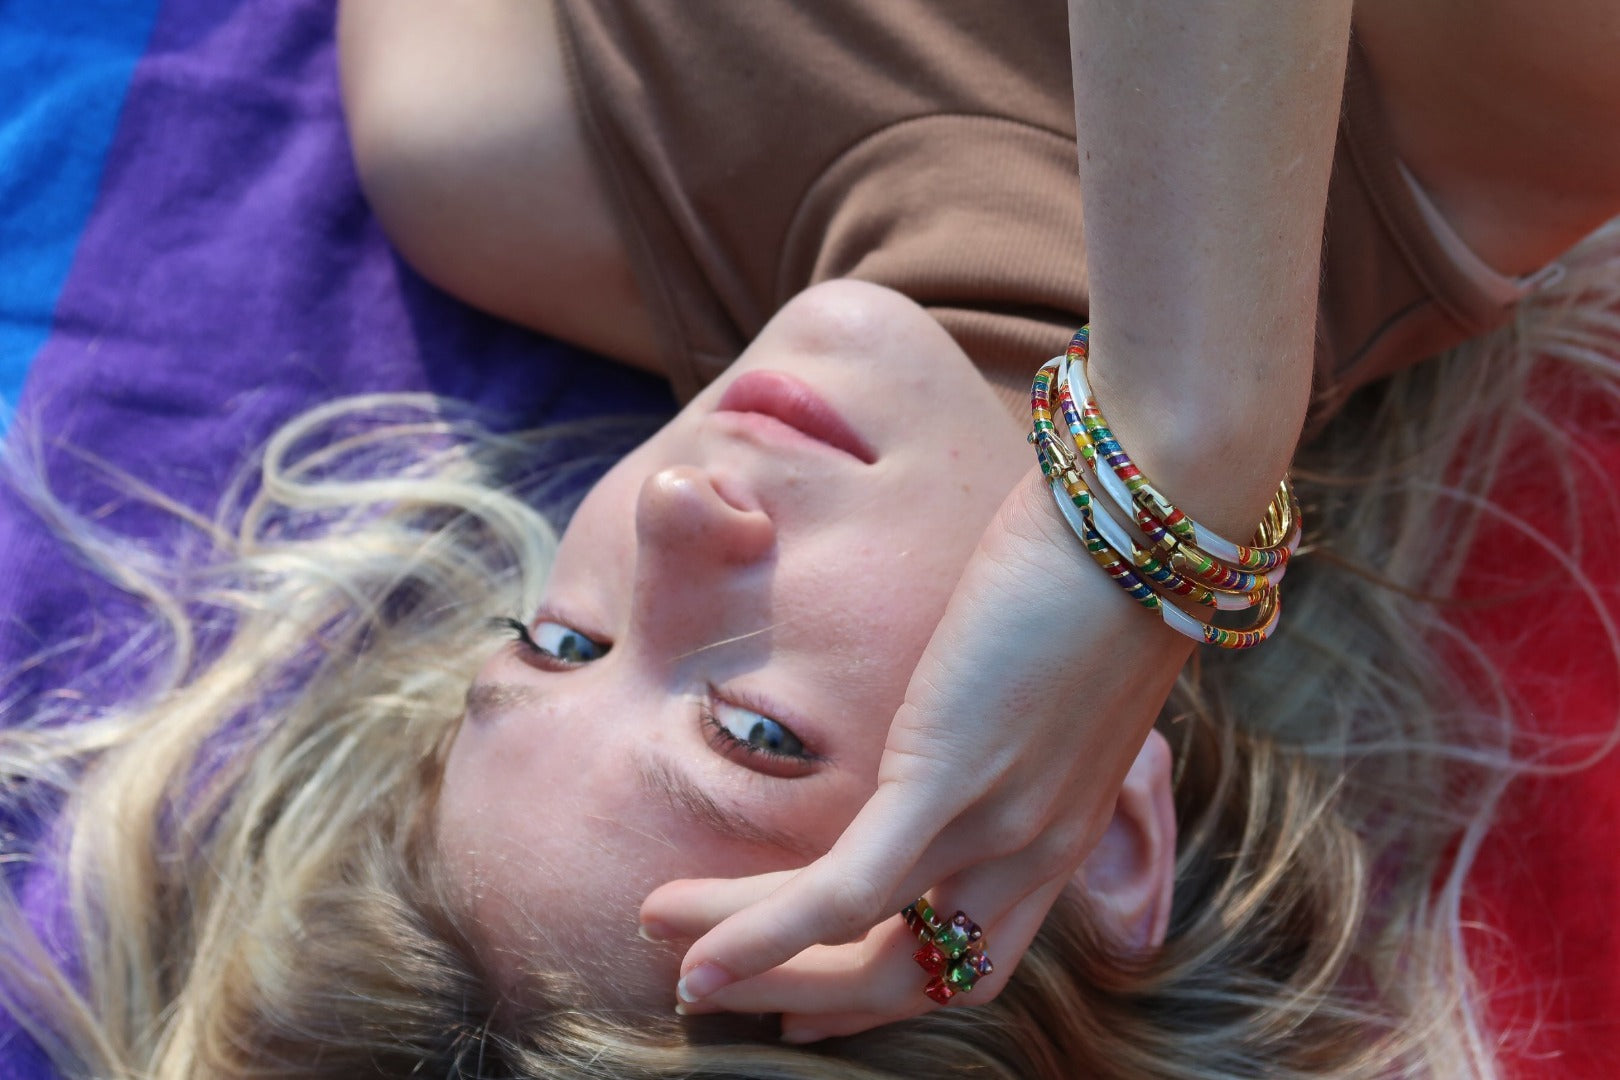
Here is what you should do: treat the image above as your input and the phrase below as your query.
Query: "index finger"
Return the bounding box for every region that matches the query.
[669,777,962,1002]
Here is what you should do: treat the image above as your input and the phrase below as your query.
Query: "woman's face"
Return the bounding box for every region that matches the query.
[438,280,1032,1004]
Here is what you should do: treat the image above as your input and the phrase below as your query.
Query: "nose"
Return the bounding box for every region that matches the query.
[634,466,776,566]
[628,466,777,659]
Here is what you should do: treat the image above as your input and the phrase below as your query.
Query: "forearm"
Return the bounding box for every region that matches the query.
[1067,0,1352,536]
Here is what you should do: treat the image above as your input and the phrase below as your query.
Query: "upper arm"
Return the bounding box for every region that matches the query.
[336,0,661,370]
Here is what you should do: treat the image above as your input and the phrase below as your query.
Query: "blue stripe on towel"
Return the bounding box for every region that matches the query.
[0,0,164,425]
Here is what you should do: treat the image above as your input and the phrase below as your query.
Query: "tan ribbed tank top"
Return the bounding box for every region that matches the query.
[554,1,1559,432]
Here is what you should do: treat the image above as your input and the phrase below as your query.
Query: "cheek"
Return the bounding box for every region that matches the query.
[780,531,965,710]
[814,523,973,628]
[549,451,649,581]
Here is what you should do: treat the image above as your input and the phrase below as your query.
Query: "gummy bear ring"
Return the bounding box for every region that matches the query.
[900,897,994,1005]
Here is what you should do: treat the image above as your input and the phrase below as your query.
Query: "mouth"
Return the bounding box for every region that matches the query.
[715,370,877,464]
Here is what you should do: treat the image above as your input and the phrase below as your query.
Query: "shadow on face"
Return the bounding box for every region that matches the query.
[436,281,1174,1012]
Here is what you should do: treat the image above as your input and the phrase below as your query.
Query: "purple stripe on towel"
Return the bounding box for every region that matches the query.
[1,3,671,1074]
[3,0,671,712]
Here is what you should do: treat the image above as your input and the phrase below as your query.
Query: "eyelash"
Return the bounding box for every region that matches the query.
[493,616,818,771]
[492,615,601,671]
[494,615,539,648]
[700,691,820,769]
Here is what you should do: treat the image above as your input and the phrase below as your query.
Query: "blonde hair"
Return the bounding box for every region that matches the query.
[2,221,1617,1079]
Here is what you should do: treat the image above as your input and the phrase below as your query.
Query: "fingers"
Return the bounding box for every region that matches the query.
[671,854,1072,1041]
[783,880,1064,1043]
[664,778,965,997]
[677,924,920,1019]
[640,870,796,942]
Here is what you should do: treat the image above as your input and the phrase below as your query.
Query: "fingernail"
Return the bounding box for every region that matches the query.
[638,920,677,943]
[676,961,732,1003]
[781,1028,825,1045]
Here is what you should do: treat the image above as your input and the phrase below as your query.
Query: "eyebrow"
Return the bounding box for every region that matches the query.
[463,680,546,727]
[637,755,820,860]
[465,680,821,859]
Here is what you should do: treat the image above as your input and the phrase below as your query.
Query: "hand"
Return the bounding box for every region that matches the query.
[641,466,1192,1041]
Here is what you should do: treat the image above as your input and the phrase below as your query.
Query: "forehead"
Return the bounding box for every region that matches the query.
[438,736,762,1003]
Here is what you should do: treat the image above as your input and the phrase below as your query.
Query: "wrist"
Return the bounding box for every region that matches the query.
[1082,336,1309,539]
[1003,465,1198,656]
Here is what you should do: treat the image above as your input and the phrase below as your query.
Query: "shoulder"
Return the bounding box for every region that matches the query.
[1353,0,1620,273]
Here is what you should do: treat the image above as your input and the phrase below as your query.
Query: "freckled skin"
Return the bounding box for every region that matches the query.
[437,281,1033,1006]
[343,0,1620,1016]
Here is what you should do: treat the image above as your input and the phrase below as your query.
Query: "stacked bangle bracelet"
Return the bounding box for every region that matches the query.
[1030,327,1302,650]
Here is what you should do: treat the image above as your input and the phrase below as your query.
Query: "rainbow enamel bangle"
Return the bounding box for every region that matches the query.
[1060,356,1301,593]
[1062,327,1302,575]
[1052,364,1297,596]
[1031,356,1289,649]
[1037,418,1283,648]
[1041,423,1274,612]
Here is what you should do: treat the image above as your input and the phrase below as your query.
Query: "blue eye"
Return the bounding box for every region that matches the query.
[705,699,808,761]
[530,620,607,663]
[496,616,608,665]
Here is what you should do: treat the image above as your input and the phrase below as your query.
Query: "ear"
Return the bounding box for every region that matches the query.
[1072,728,1177,951]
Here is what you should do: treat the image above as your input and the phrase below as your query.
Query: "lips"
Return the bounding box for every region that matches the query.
[715,370,877,464]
